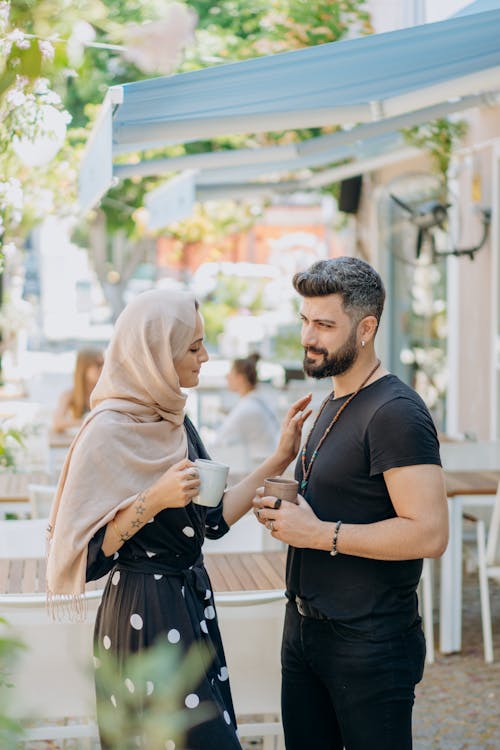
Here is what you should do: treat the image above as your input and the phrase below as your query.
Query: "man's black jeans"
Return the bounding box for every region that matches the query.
[281,601,426,750]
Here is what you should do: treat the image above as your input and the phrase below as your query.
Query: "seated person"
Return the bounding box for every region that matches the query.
[52,347,104,434]
[215,353,280,465]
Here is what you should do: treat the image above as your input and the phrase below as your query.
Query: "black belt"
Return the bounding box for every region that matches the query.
[294,595,329,621]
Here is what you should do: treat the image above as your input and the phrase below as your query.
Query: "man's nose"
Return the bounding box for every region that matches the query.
[301,324,316,348]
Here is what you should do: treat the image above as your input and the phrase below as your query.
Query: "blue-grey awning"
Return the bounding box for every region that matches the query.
[79,7,500,212]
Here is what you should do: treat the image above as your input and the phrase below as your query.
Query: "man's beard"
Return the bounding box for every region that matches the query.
[303,327,358,379]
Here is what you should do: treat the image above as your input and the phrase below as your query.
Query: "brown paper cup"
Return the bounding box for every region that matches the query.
[263,477,299,504]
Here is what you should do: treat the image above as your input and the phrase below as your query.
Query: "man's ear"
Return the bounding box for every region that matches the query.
[358,315,378,344]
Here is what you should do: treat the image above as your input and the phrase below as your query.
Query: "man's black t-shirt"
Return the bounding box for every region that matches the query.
[287,373,441,639]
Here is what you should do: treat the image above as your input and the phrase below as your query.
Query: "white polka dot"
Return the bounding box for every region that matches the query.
[167,629,180,644]
[182,526,195,538]
[204,605,216,620]
[148,517,155,523]
[200,620,208,634]
[218,666,229,681]
[103,635,111,650]
[93,656,101,669]
[181,586,185,597]
[111,571,120,586]
[113,552,119,560]
[165,741,176,750]
[204,589,211,600]
[110,694,117,708]
[130,613,143,630]
[125,678,135,693]
[146,680,154,696]
[212,525,219,531]
[223,710,231,725]
[185,693,200,709]
[154,574,163,580]
[146,550,156,558]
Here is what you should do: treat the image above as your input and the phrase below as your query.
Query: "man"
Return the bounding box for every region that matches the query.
[254,256,448,750]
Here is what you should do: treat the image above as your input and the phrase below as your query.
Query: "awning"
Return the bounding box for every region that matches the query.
[79,7,500,212]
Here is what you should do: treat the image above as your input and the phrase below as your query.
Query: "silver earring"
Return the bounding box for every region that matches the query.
[361,340,365,348]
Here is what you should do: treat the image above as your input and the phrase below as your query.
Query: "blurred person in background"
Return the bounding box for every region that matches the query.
[52,347,104,434]
[215,353,280,465]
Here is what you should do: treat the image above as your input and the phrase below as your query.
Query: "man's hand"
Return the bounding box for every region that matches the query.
[253,487,322,548]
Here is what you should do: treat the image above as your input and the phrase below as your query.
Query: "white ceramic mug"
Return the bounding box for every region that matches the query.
[193,459,229,507]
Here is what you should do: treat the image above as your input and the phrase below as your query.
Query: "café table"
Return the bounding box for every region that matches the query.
[440,469,500,654]
[0,551,287,596]
[0,472,30,517]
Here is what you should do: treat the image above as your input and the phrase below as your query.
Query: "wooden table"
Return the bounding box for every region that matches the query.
[0,472,30,516]
[0,551,287,596]
[440,470,500,654]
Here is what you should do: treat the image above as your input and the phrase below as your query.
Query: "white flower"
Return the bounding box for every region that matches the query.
[8,29,30,49]
[122,3,197,75]
[400,348,415,365]
[38,40,54,60]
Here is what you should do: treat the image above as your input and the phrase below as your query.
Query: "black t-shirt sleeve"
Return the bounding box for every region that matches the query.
[367,395,441,477]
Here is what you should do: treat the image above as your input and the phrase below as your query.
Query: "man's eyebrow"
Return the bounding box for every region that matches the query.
[300,313,335,324]
[191,337,204,345]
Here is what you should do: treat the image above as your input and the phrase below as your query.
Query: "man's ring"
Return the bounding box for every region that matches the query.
[268,520,274,532]
[273,498,282,510]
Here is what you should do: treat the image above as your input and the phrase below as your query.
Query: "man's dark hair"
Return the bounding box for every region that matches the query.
[292,257,385,325]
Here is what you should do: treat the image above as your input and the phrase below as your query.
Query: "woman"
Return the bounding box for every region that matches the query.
[46,289,311,750]
[215,353,280,466]
[52,347,104,433]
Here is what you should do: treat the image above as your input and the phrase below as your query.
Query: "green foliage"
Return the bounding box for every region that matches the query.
[273,322,303,362]
[0,425,25,469]
[95,637,214,750]
[402,118,469,183]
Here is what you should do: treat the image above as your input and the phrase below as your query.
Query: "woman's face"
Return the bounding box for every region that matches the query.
[85,359,104,389]
[174,312,209,388]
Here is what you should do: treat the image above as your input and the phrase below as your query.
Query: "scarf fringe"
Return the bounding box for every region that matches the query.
[46,590,88,622]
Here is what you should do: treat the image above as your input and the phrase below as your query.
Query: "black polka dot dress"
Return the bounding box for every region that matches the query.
[86,416,242,750]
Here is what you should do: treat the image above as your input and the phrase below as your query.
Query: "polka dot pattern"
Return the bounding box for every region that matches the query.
[154,574,163,580]
[103,635,111,650]
[130,613,143,630]
[200,620,208,634]
[110,694,117,708]
[125,678,135,693]
[218,666,229,681]
[165,741,176,750]
[146,680,154,696]
[204,605,216,620]
[223,710,231,725]
[182,526,195,538]
[112,571,120,586]
[167,629,180,644]
[185,693,200,709]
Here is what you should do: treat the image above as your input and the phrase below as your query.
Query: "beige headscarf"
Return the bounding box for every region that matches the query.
[46,289,198,618]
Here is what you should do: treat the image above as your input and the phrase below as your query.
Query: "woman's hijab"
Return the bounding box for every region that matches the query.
[46,289,198,618]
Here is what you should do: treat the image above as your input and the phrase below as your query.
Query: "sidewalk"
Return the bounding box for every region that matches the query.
[413,570,500,750]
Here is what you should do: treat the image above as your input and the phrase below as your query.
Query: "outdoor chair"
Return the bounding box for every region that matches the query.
[464,481,500,662]
[27,482,57,518]
[0,590,102,745]
[0,517,48,558]
[214,589,286,750]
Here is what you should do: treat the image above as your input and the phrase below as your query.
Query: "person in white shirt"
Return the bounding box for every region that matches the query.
[215,353,280,465]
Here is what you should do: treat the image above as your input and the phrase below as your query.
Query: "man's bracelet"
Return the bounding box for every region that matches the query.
[329,520,342,557]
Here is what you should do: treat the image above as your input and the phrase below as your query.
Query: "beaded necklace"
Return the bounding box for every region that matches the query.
[300,359,381,492]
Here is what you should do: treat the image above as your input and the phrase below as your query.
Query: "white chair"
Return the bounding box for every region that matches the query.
[204,511,284,553]
[27,482,57,518]
[465,481,500,662]
[0,590,102,744]
[0,517,48,558]
[215,590,286,749]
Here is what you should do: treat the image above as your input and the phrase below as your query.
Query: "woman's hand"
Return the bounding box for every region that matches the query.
[274,393,313,466]
[150,458,200,510]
